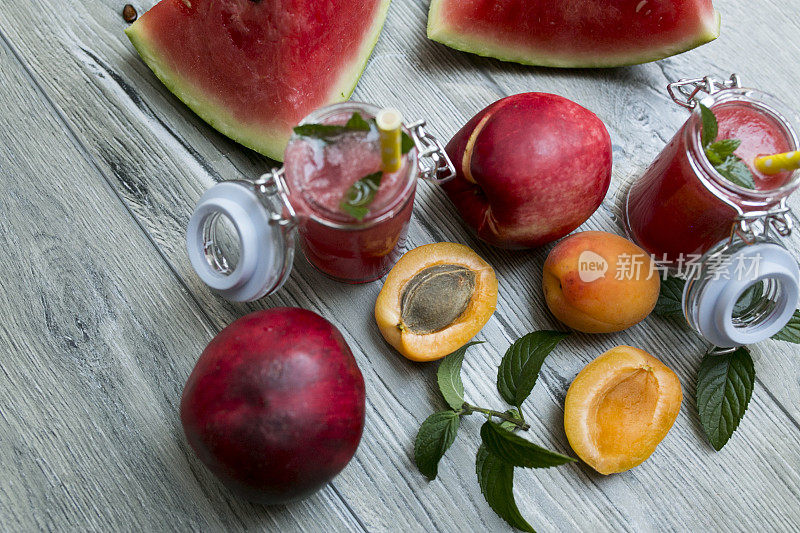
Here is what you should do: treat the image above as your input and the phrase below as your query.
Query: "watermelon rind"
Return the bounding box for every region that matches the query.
[427,1,721,68]
[126,1,392,161]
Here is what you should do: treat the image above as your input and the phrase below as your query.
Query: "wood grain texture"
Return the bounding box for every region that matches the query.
[0,0,798,531]
[0,32,360,533]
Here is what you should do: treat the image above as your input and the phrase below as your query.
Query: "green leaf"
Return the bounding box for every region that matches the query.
[773,309,800,343]
[699,103,718,148]
[704,147,723,166]
[293,123,351,140]
[437,341,483,410]
[414,411,460,480]
[654,276,686,318]
[497,331,569,407]
[476,445,535,533]
[707,138,741,160]
[480,421,575,469]
[345,112,372,131]
[716,155,756,189]
[401,131,414,155]
[294,112,374,141]
[340,171,382,221]
[733,282,764,316]
[340,203,369,221]
[696,347,755,451]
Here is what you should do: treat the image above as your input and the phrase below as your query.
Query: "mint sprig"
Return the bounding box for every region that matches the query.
[413,334,572,531]
[699,104,755,189]
[340,171,382,221]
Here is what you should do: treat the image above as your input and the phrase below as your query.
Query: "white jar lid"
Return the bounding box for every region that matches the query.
[186,181,294,302]
[686,242,799,347]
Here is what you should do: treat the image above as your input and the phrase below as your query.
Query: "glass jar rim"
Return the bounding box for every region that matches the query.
[685,87,800,208]
[287,101,419,230]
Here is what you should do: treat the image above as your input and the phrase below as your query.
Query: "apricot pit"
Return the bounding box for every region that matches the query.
[375,243,497,361]
[564,346,682,475]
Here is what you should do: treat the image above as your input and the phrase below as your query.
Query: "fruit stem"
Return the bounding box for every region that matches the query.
[462,403,530,431]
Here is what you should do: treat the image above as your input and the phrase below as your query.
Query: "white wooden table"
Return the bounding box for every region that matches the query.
[1,1,799,531]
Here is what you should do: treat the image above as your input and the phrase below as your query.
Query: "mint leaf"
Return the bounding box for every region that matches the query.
[340,204,369,220]
[733,282,764,316]
[414,411,460,480]
[773,309,800,343]
[401,132,414,155]
[654,276,686,318]
[704,148,723,166]
[696,347,755,451]
[497,331,569,407]
[437,341,482,410]
[716,155,756,189]
[698,105,756,189]
[707,139,741,160]
[340,171,382,221]
[480,421,575,469]
[476,445,535,533]
[293,123,351,140]
[699,103,718,147]
[295,112,373,141]
[345,112,372,131]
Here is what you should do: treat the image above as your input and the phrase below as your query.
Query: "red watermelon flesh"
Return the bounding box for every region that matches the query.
[126,0,391,161]
[428,0,720,68]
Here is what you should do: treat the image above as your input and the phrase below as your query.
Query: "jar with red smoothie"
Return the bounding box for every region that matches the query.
[625,78,800,265]
[282,103,418,283]
[186,102,455,302]
[624,75,800,348]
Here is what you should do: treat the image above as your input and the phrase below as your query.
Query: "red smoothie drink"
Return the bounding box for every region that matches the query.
[625,88,799,265]
[283,103,417,283]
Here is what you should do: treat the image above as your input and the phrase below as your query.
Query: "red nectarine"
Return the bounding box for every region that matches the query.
[442,93,612,249]
[180,308,365,504]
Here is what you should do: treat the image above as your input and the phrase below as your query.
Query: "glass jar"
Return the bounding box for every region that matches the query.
[186,102,455,302]
[624,74,800,347]
[284,103,418,283]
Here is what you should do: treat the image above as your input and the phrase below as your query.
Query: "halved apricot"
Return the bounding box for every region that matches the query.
[375,243,498,362]
[564,346,682,474]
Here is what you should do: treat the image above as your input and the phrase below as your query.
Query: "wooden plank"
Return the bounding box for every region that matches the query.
[0,2,518,531]
[0,0,798,531]
[0,34,360,533]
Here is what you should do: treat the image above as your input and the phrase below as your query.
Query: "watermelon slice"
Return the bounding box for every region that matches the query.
[126,0,391,161]
[427,0,720,68]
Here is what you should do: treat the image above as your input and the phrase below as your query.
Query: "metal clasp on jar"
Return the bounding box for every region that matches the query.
[667,73,742,109]
[253,167,297,228]
[407,120,457,183]
[729,198,795,246]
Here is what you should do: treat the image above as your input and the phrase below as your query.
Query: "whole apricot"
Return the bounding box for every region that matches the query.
[542,231,660,333]
[375,243,497,361]
[564,346,682,475]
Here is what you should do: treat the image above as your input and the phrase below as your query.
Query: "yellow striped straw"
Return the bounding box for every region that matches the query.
[754,150,800,175]
[376,108,403,173]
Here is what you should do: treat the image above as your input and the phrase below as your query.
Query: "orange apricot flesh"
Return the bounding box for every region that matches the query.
[564,346,682,474]
[375,243,497,362]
